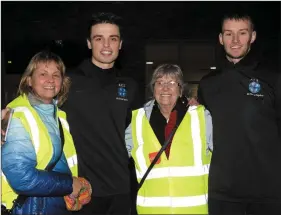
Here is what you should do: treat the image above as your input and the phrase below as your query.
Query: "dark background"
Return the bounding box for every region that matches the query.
[1,1,280,105]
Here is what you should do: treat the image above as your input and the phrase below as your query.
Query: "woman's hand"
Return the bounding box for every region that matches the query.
[71,176,83,198]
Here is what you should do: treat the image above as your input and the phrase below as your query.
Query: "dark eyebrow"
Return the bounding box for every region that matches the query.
[223,28,249,33]
[92,35,120,39]
[92,35,101,39]
[239,28,249,31]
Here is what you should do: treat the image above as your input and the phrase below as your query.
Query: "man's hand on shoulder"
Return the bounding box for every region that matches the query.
[1,107,11,145]
[188,97,200,106]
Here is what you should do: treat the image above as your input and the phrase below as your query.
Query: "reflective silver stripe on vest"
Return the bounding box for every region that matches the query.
[135,108,147,175]
[188,106,203,166]
[59,118,69,132]
[135,107,204,179]
[13,108,75,167]
[135,164,210,179]
[67,155,78,168]
[59,117,77,168]
[137,194,208,207]
[13,107,40,154]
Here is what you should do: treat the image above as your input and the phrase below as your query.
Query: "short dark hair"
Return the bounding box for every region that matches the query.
[87,12,123,39]
[221,13,255,32]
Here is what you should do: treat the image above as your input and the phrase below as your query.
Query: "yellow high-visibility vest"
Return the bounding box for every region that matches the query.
[131,105,211,214]
[1,94,78,209]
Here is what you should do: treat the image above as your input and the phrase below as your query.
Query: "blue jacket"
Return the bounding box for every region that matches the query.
[2,94,73,215]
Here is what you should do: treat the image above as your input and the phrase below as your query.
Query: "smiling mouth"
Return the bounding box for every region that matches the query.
[101,51,112,55]
[231,46,242,49]
[44,86,55,89]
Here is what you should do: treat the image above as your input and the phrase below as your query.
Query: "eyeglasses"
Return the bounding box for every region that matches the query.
[154,81,180,89]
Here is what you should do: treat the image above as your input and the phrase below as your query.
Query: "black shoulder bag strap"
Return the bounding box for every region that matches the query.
[7,119,65,213]
[138,124,179,190]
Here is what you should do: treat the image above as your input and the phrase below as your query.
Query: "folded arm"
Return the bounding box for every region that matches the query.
[2,118,73,197]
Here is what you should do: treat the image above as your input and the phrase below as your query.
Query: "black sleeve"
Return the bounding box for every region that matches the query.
[125,79,143,128]
[276,73,281,136]
[130,80,143,111]
[197,82,205,106]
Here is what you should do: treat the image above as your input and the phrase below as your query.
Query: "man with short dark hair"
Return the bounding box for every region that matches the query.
[63,12,140,214]
[198,13,281,215]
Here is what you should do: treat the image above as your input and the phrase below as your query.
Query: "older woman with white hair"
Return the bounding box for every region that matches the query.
[125,63,213,214]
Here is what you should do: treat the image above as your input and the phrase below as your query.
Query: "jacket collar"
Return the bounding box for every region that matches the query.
[78,59,117,78]
[217,46,261,75]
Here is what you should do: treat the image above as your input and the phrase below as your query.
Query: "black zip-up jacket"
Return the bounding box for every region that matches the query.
[198,50,281,203]
[62,59,140,196]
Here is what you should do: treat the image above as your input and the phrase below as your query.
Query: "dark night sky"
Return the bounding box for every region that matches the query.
[2,1,280,42]
[1,1,280,105]
[1,1,280,73]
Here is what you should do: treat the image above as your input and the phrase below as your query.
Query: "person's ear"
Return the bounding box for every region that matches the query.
[119,40,123,50]
[219,33,224,45]
[27,76,32,87]
[87,39,92,50]
[250,31,256,44]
